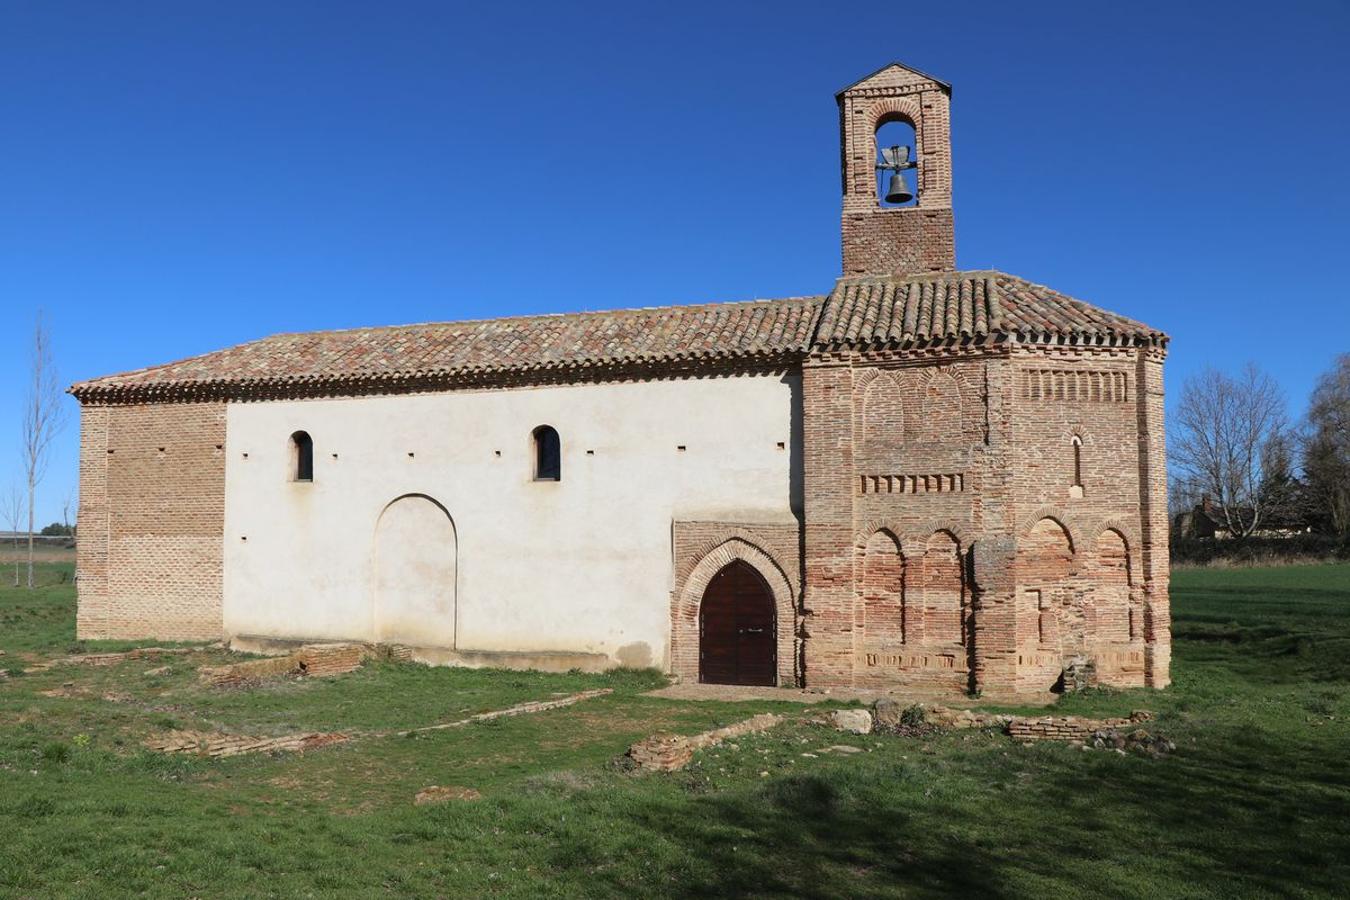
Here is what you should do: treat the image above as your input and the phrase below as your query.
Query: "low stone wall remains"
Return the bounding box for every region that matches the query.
[198,643,372,687]
[144,729,350,758]
[628,713,783,772]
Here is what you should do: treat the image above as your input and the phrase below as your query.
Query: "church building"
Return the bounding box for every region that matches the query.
[71,63,1171,697]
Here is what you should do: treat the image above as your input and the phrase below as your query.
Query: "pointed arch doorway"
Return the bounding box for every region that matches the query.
[699,560,777,686]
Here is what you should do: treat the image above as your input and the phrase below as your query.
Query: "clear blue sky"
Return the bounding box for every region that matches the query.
[2,0,1348,527]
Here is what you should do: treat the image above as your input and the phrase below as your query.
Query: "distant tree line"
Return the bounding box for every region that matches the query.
[1171,354,1350,562]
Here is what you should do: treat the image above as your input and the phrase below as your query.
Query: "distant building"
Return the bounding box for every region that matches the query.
[69,63,1171,697]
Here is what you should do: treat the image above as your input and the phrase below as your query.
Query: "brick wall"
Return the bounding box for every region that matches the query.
[76,401,226,640]
[837,63,954,275]
[797,343,1167,697]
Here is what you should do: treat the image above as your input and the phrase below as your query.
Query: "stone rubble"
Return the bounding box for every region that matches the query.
[828,709,874,735]
[627,713,784,772]
[143,729,350,758]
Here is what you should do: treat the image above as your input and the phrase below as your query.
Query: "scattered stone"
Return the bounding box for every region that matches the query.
[800,752,818,758]
[829,709,873,734]
[819,744,863,754]
[414,785,481,805]
[627,713,783,772]
[1059,656,1098,693]
[872,698,903,729]
[143,666,171,677]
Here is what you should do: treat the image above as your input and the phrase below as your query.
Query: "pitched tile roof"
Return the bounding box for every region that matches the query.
[814,271,1165,349]
[71,296,825,401]
[70,270,1165,402]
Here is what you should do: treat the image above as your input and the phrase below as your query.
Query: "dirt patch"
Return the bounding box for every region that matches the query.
[414,785,481,805]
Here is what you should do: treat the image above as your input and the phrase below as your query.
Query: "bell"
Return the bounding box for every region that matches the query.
[885,171,913,204]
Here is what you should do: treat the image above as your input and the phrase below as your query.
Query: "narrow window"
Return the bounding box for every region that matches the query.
[1070,435,1084,498]
[532,425,560,481]
[290,431,314,482]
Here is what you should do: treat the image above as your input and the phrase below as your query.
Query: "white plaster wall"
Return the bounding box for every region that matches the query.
[222,373,800,671]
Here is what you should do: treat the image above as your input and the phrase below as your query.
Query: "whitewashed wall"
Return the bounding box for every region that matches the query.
[222,373,800,671]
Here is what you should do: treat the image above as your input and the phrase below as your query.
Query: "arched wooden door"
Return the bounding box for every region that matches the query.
[699,560,776,686]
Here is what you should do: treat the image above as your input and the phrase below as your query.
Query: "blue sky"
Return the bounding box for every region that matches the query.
[2,0,1348,526]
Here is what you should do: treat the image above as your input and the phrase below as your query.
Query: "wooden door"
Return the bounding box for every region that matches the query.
[699,561,776,686]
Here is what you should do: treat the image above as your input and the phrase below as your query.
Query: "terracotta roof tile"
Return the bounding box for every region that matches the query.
[71,296,824,400]
[814,271,1164,348]
[71,270,1165,402]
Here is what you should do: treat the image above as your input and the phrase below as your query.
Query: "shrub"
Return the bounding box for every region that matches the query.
[41,742,70,763]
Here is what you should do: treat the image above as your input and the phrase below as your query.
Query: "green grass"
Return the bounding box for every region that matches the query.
[2,562,1348,897]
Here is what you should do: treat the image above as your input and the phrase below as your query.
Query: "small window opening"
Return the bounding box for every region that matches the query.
[532,425,560,481]
[875,117,918,208]
[1070,435,1084,498]
[290,431,314,482]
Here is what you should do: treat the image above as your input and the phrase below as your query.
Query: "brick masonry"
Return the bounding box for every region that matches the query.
[76,401,226,641]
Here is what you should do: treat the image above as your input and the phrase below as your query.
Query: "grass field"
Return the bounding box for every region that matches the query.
[1,563,1348,898]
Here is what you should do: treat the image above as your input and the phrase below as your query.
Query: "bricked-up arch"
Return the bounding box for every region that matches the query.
[861,530,906,644]
[372,494,457,647]
[917,531,965,646]
[1093,529,1132,642]
[861,373,905,449]
[1015,517,1079,690]
[673,538,796,686]
[919,371,963,442]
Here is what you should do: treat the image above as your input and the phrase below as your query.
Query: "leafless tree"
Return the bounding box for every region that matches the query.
[1303,354,1350,538]
[21,312,68,588]
[2,484,23,587]
[1171,363,1289,540]
[62,486,75,535]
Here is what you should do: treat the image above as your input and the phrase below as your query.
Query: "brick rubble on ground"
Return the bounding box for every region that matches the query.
[627,713,783,772]
[143,729,349,758]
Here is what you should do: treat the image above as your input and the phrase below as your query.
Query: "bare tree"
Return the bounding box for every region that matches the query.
[21,312,68,588]
[1303,354,1350,538]
[2,484,23,587]
[62,486,75,536]
[1171,363,1289,540]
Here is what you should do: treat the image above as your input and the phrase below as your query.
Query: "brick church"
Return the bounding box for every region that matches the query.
[71,63,1171,697]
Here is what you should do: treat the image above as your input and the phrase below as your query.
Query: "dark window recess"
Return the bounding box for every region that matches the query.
[291,431,314,482]
[532,425,561,481]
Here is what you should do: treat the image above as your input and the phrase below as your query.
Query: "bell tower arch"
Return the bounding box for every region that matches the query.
[837,62,955,276]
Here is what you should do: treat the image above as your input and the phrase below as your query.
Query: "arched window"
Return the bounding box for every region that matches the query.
[532,425,560,481]
[1070,435,1084,498]
[875,117,918,208]
[290,431,314,482]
